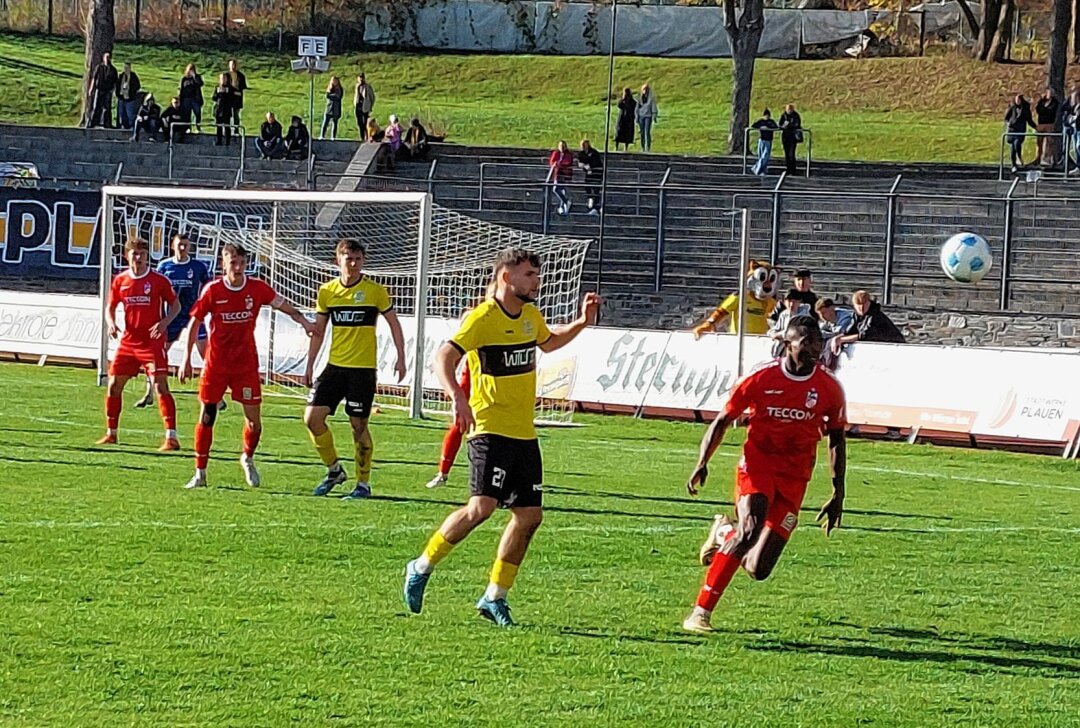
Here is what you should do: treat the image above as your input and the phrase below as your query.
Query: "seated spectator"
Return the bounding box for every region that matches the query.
[769,290,803,358]
[366,116,384,142]
[829,290,905,356]
[284,116,310,160]
[769,267,817,325]
[548,140,574,215]
[816,297,854,370]
[402,118,429,160]
[385,114,403,154]
[160,97,190,143]
[255,112,285,159]
[577,139,603,215]
[131,93,163,142]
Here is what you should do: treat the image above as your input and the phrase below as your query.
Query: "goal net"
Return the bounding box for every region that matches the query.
[98,186,592,421]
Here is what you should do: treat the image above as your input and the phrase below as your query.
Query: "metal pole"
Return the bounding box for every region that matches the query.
[1000,199,1014,310]
[736,208,750,378]
[310,0,316,31]
[595,0,618,297]
[410,193,434,419]
[770,172,786,264]
[882,173,902,304]
[308,71,315,141]
[222,0,228,39]
[47,0,53,34]
[135,0,141,41]
[97,189,115,386]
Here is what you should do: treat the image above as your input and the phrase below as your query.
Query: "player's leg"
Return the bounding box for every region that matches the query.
[186,370,227,488]
[427,366,470,489]
[134,372,155,408]
[684,491,769,632]
[192,334,224,411]
[305,404,346,496]
[741,487,802,581]
[152,371,180,451]
[340,416,373,499]
[99,372,132,443]
[239,401,262,487]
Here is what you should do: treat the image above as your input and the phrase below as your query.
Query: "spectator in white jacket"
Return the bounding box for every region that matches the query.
[636,83,658,152]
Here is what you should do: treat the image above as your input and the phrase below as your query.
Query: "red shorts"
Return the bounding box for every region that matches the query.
[734,463,808,539]
[199,367,262,406]
[110,340,169,377]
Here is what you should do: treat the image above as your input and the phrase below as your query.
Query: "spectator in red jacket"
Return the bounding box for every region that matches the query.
[548,140,574,215]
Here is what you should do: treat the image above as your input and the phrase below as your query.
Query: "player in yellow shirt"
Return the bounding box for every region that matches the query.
[403,247,601,626]
[304,239,406,499]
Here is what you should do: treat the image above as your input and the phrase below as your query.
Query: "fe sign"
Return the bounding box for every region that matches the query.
[298,35,328,58]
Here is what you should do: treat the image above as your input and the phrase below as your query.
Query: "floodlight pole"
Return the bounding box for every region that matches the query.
[596,0,618,303]
[736,208,750,378]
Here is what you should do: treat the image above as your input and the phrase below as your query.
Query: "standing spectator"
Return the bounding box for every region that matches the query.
[577,138,603,215]
[637,82,658,152]
[225,59,248,128]
[548,140,574,215]
[614,88,636,151]
[1034,87,1060,167]
[354,73,376,141]
[321,76,344,140]
[115,62,141,130]
[1065,89,1080,172]
[366,116,384,143]
[212,74,238,146]
[160,97,190,143]
[255,112,284,159]
[285,116,311,160]
[385,114,404,155]
[403,118,429,160]
[829,290,905,356]
[88,52,118,128]
[179,63,205,132]
[750,108,778,176]
[131,93,163,142]
[1004,93,1036,172]
[768,268,818,324]
[779,103,803,176]
[768,290,803,358]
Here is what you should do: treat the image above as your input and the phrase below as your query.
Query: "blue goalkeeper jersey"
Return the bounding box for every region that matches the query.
[157,256,211,327]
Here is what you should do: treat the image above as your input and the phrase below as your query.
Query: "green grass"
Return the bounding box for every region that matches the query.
[2,32,1066,163]
[1,362,1079,725]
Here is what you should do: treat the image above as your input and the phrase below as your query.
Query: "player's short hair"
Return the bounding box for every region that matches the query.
[221,242,249,259]
[493,247,541,275]
[851,290,871,305]
[125,238,148,253]
[787,314,823,343]
[335,239,366,256]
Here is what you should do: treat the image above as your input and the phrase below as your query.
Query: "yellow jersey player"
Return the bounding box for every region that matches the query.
[304,238,407,499]
[403,247,601,626]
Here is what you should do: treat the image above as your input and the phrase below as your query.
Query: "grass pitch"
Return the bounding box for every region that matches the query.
[0,362,1078,726]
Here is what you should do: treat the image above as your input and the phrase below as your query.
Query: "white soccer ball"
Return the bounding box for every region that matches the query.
[940,232,993,283]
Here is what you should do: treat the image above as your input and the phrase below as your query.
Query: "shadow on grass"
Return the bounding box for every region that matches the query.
[0,425,64,435]
[0,56,82,80]
[0,454,148,471]
[558,627,705,646]
[825,620,1080,661]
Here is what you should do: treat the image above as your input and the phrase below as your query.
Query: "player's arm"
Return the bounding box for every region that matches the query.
[816,428,847,536]
[303,313,330,388]
[539,292,601,353]
[271,295,316,336]
[150,297,181,340]
[686,412,735,496]
[105,284,120,339]
[381,309,408,383]
[435,342,473,433]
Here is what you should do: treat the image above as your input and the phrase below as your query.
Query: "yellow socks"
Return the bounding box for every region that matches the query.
[416,531,455,574]
[310,428,338,467]
[485,559,519,601]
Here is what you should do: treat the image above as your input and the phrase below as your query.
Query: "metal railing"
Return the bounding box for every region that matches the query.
[998,129,1075,181]
[167,122,245,183]
[742,126,813,178]
[479,161,650,217]
[653,166,672,291]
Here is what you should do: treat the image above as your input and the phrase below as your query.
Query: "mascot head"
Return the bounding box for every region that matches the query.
[746,260,779,301]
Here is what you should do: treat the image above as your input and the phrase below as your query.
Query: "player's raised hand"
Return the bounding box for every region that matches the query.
[581,292,602,324]
[394,357,407,383]
[816,492,844,536]
[687,464,708,496]
[178,358,193,384]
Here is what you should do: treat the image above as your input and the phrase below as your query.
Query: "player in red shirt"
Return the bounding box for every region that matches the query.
[178,242,315,489]
[682,315,848,633]
[99,238,181,450]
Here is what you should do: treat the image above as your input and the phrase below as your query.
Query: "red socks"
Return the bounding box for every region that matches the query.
[242,423,260,458]
[158,393,176,430]
[696,550,742,612]
[439,422,464,475]
[105,395,122,430]
[194,422,213,470]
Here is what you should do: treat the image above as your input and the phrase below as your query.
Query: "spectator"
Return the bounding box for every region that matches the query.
[1004,93,1036,172]
[403,118,429,160]
[779,103,803,176]
[829,290,905,356]
[179,63,205,132]
[255,112,284,159]
[115,62,141,130]
[321,76,344,140]
[366,116,384,142]
[816,298,853,371]
[768,268,818,324]
[548,140,574,215]
[212,74,238,146]
[225,58,248,127]
[385,114,404,155]
[769,290,803,357]
[160,96,190,143]
[1035,87,1060,167]
[637,82,658,152]
[284,116,310,160]
[354,73,376,141]
[1066,89,1080,172]
[88,52,118,128]
[750,108,778,176]
[615,87,636,151]
[577,138,603,215]
[131,93,163,142]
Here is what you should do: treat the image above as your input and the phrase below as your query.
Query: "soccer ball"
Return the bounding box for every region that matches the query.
[940,232,993,283]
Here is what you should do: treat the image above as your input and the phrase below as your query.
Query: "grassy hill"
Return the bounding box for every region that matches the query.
[1,32,1077,163]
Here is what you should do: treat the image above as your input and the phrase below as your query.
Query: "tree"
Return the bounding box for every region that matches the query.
[1048,0,1071,100]
[974,0,1013,62]
[724,0,765,155]
[82,0,115,127]
[955,0,979,38]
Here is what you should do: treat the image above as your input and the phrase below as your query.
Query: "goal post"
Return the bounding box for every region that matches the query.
[97,185,591,421]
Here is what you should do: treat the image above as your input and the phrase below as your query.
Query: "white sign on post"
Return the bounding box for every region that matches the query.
[298,35,328,58]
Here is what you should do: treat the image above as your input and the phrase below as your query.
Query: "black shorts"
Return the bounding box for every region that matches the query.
[306,364,376,419]
[468,434,543,509]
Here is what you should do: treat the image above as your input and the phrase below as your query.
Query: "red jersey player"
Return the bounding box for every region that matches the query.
[178,243,315,489]
[100,238,181,450]
[682,315,847,633]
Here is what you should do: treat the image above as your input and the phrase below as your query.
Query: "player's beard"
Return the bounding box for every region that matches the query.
[514,288,537,304]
